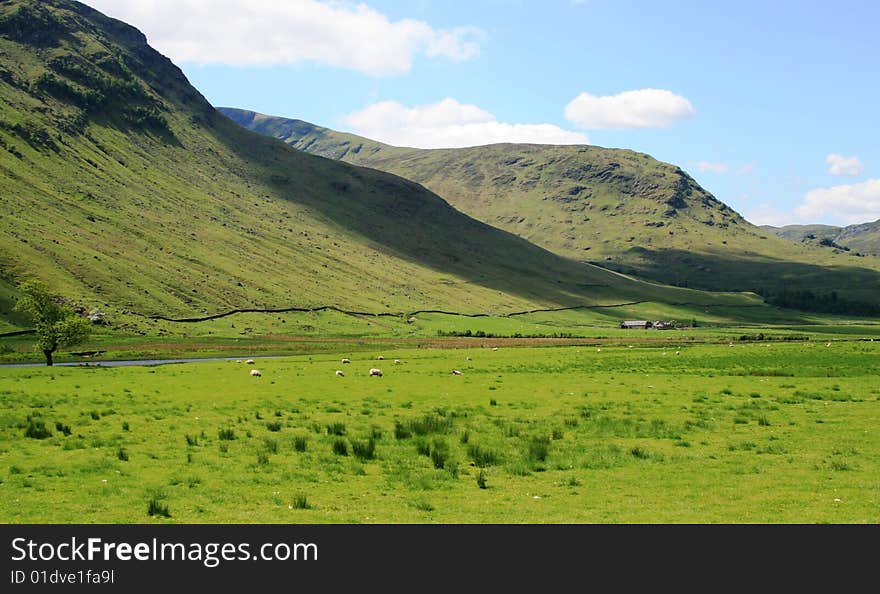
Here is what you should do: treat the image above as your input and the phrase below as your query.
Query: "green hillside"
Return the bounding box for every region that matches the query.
[220,108,880,315]
[0,0,779,334]
[764,221,880,257]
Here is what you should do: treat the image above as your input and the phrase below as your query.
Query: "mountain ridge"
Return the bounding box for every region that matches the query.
[762,221,880,257]
[219,107,880,314]
[0,0,777,333]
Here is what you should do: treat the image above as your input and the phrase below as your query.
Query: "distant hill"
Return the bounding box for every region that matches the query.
[0,0,778,333]
[763,221,880,257]
[220,108,880,315]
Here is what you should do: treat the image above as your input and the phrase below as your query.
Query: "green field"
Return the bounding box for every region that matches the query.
[1,0,879,528]
[3,306,879,365]
[2,338,878,523]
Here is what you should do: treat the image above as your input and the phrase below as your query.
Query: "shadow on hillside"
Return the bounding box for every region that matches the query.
[210,114,647,309]
[609,247,880,313]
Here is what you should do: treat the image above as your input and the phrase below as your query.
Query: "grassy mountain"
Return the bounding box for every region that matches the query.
[220,108,880,314]
[0,0,777,334]
[763,221,880,257]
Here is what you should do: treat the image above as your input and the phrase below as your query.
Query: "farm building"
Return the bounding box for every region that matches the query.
[620,320,652,329]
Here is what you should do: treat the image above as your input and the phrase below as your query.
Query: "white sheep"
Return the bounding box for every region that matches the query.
[377,355,385,360]
[394,359,401,364]
[341,358,351,364]
[250,369,262,377]
[451,370,463,375]
[369,368,383,377]
[466,356,472,361]
[335,370,345,377]
[245,359,255,365]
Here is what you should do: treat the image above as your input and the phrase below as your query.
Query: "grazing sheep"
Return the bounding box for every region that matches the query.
[451,370,463,375]
[341,358,351,364]
[826,342,832,347]
[245,359,255,365]
[377,355,385,360]
[675,351,681,356]
[466,356,472,361]
[335,370,345,377]
[250,369,262,377]
[369,368,383,377]
[394,359,401,364]
[492,347,498,351]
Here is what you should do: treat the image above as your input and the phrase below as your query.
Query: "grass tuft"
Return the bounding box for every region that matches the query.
[394,421,412,440]
[468,444,500,467]
[351,437,376,461]
[630,446,651,460]
[430,439,451,469]
[527,436,550,463]
[332,439,348,456]
[24,420,52,440]
[263,438,278,454]
[326,422,346,436]
[147,498,170,518]
[406,414,454,436]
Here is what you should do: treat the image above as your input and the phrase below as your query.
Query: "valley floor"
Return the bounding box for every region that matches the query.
[2,307,879,366]
[1,339,878,523]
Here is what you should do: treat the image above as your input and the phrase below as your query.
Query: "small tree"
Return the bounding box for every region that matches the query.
[13,281,91,366]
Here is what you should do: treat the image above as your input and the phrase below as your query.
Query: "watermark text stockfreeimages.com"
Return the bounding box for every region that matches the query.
[10,536,317,568]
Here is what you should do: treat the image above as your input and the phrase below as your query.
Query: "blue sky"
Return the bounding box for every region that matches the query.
[84,0,880,227]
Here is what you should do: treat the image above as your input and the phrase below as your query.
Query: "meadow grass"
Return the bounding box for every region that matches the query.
[2,307,878,367]
[0,340,878,523]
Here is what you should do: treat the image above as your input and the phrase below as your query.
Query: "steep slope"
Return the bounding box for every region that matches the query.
[836,220,880,255]
[0,0,766,332]
[764,221,880,257]
[221,108,880,314]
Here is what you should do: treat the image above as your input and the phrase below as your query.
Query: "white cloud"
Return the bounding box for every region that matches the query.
[343,98,590,148]
[744,204,797,227]
[796,179,880,225]
[825,153,864,176]
[693,161,729,174]
[83,0,484,76]
[745,180,880,226]
[564,89,695,129]
[736,162,756,176]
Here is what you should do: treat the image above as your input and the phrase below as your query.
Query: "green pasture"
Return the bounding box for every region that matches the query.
[1,340,878,523]
[3,307,879,365]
